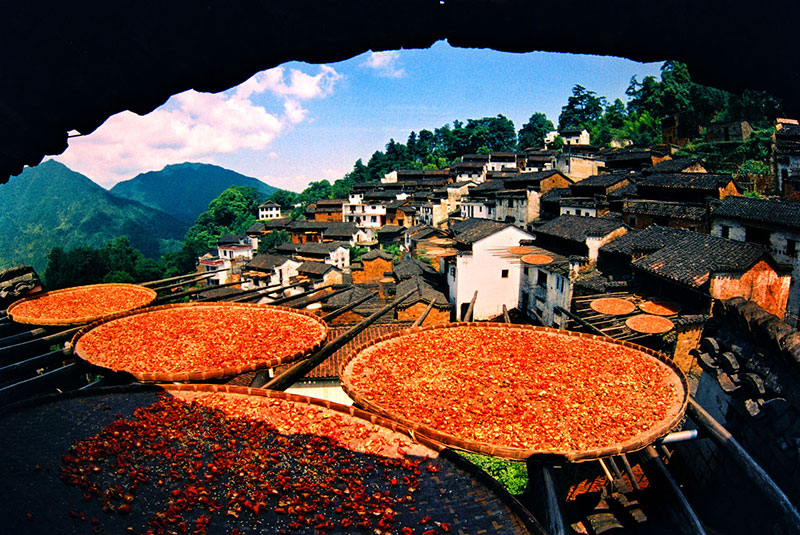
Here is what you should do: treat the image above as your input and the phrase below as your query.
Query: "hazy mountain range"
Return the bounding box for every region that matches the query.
[0,161,279,273]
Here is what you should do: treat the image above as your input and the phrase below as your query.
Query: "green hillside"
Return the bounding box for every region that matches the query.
[110,162,278,224]
[0,160,187,273]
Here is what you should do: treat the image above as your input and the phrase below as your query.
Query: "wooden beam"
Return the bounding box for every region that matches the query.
[321,291,379,322]
[639,446,706,534]
[555,306,609,338]
[147,270,225,291]
[266,283,335,306]
[208,279,308,302]
[153,279,245,304]
[502,304,511,324]
[686,398,800,531]
[0,327,48,349]
[463,291,478,322]
[141,268,228,288]
[279,286,350,309]
[256,290,414,391]
[411,299,436,328]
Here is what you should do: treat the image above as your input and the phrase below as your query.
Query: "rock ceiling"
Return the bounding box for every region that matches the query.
[2,0,798,182]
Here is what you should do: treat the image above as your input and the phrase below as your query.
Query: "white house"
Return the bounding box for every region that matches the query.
[258,201,282,220]
[342,193,387,229]
[244,253,301,289]
[442,219,534,320]
[518,246,574,328]
[295,241,350,270]
[419,200,449,227]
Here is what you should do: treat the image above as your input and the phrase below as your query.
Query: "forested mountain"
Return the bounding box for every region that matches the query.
[111,162,278,224]
[0,160,187,273]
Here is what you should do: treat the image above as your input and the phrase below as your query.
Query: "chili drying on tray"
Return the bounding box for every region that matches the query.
[7,283,156,326]
[72,303,328,381]
[589,297,636,316]
[0,386,530,535]
[341,323,687,462]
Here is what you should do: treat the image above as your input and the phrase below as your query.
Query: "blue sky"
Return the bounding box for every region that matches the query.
[55,40,664,192]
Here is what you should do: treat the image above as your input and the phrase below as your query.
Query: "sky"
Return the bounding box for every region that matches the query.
[54,40,664,192]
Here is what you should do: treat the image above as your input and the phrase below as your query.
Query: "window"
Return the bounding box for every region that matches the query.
[720,225,730,239]
[787,239,797,258]
[501,269,509,278]
[537,270,547,288]
[556,275,565,292]
[523,267,529,276]
[371,216,377,222]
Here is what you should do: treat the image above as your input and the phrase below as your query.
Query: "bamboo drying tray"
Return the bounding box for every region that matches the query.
[589,297,636,316]
[0,384,536,535]
[340,323,688,463]
[71,302,327,382]
[7,283,156,326]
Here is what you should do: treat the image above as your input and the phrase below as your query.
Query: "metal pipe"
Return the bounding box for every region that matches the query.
[411,299,436,328]
[257,290,414,391]
[639,446,707,534]
[686,397,800,531]
[321,291,378,322]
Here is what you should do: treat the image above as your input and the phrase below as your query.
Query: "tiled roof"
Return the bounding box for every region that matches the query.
[711,196,800,231]
[632,232,770,288]
[376,225,404,235]
[247,222,266,233]
[600,225,691,256]
[571,173,631,189]
[623,201,706,220]
[535,214,626,242]
[361,249,394,261]
[297,261,334,276]
[217,233,245,245]
[264,217,292,228]
[321,221,358,238]
[275,242,300,254]
[642,157,703,175]
[638,173,734,190]
[540,187,570,201]
[393,255,439,280]
[396,276,449,306]
[289,220,328,230]
[452,218,509,244]
[296,241,349,256]
[314,198,347,207]
[259,201,280,208]
[247,253,292,271]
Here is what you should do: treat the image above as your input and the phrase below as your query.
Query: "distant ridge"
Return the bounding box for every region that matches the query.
[0,160,187,273]
[111,162,278,224]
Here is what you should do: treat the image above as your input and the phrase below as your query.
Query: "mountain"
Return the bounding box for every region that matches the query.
[110,162,278,224]
[0,160,188,273]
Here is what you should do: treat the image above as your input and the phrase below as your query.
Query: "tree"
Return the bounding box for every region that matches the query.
[183,185,263,257]
[268,190,297,210]
[558,85,606,131]
[517,112,554,149]
[258,230,290,253]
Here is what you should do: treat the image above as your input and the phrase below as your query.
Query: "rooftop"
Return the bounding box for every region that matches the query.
[451,218,510,245]
[638,173,735,190]
[632,232,771,288]
[623,200,707,220]
[600,225,692,256]
[711,196,800,231]
[535,214,627,242]
[247,253,293,271]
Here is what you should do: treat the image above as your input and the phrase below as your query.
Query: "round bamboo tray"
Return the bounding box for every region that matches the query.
[7,283,156,326]
[71,302,328,382]
[626,314,675,334]
[0,384,536,535]
[508,246,532,255]
[520,254,553,265]
[638,300,682,316]
[589,297,636,315]
[340,323,688,463]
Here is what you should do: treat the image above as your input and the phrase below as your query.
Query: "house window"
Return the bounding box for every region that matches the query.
[523,267,529,276]
[556,275,565,292]
[371,216,377,222]
[501,269,509,278]
[787,239,797,258]
[449,265,455,278]
[720,225,730,239]
[536,270,547,288]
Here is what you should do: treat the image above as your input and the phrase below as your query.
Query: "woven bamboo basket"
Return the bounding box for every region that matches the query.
[70,302,328,382]
[7,283,157,326]
[340,322,688,463]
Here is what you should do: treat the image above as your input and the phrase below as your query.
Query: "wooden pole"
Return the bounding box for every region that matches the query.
[278,286,350,309]
[0,327,48,348]
[464,291,478,321]
[686,398,800,531]
[265,283,336,306]
[257,290,414,391]
[411,299,436,328]
[206,279,308,302]
[321,291,379,322]
[639,446,706,535]
[502,304,511,324]
[555,306,609,337]
[153,279,245,304]
[141,268,228,288]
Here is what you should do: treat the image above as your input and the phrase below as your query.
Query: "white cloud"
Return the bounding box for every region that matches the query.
[363,51,406,78]
[56,65,342,187]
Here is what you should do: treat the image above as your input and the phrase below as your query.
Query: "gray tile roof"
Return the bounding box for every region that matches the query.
[247,253,293,271]
[535,214,626,242]
[638,173,734,190]
[451,218,509,244]
[297,261,335,276]
[711,196,800,231]
[396,276,449,306]
[297,241,349,255]
[623,200,707,220]
[632,232,770,288]
[600,225,691,256]
[642,157,703,175]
